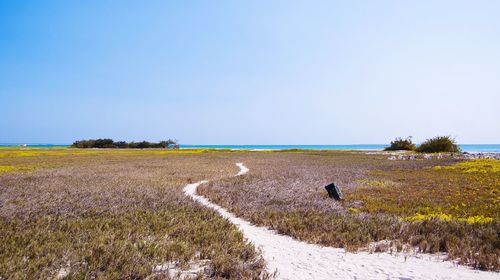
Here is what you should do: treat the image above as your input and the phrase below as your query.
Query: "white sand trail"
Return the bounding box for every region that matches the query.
[183,163,498,280]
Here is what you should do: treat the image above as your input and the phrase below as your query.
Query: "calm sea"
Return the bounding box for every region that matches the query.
[182,144,500,152]
[1,144,500,152]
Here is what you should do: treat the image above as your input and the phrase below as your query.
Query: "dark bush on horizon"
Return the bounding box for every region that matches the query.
[416,136,460,153]
[71,139,178,149]
[384,136,416,151]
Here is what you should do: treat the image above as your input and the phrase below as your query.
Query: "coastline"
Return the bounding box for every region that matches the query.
[1,144,500,153]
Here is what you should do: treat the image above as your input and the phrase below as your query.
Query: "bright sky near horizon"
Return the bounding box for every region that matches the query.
[1,1,499,144]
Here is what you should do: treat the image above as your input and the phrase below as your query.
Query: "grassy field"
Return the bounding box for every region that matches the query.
[0,148,266,279]
[199,151,500,271]
[1,149,498,278]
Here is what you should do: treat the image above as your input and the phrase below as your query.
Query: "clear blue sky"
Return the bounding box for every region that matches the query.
[1,1,499,144]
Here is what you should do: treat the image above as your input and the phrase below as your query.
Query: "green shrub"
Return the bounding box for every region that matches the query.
[71,139,178,149]
[416,136,460,153]
[384,137,416,151]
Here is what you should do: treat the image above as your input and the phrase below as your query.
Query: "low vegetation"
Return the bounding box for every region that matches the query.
[416,136,460,153]
[433,158,500,174]
[384,137,416,151]
[200,152,499,271]
[2,148,498,276]
[0,149,266,279]
[71,138,179,149]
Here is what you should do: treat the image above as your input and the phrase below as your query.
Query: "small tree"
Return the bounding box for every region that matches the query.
[416,136,460,153]
[94,139,115,148]
[384,136,416,151]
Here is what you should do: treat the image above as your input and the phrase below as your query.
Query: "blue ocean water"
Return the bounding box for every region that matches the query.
[1,144,500,152]
[181,144,500,153]
[181,144,388,151]
[0,143,68,148]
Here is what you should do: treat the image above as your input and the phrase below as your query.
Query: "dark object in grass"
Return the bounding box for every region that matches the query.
[325,183,343,200]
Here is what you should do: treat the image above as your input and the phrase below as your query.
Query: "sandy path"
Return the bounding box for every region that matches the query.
[183,163,498,280]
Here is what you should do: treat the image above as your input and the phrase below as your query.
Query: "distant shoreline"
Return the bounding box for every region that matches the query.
[1,144,500,153]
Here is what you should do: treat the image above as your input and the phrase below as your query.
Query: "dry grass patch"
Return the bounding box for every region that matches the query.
[200,151,499,271]
[0,150,266,279]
